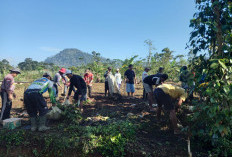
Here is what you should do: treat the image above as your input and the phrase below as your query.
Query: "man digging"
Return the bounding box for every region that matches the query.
[66,70,87,113]
[143,73,168,110]
[154,83,187,134]
[24,72,56,131]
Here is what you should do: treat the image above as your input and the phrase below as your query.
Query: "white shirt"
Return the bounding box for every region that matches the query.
[115,73,122,84]
[142,71,148,81]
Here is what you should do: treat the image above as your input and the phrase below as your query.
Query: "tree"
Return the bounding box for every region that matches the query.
[87,51,105,82]
[187,1,232,155]
[18,58,56,71]
[144,39,156,67]
[0,59,12,74]
[188,0,232,57]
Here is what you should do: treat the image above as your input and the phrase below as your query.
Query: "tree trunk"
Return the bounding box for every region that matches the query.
[147,46,152,67]
[212,0,224,57]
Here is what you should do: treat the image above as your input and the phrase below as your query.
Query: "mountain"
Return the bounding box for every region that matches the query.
[44,48,106,67]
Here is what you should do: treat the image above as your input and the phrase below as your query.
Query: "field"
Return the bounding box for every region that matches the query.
[0,82,205,157]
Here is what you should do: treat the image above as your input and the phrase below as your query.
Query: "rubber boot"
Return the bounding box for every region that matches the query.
[38,116,50,132]
[30,117,37,131]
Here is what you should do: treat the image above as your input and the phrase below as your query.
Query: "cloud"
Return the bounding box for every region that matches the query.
[39,47,62,53]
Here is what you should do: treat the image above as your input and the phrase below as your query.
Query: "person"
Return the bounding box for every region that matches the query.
[199,73,207,84]
[61,74,69,96]
[115,68,122,90]
[66,70,87,112]
[124,64,136,98]
[179,66,189,89]
[0,68,21,121]
[188,69,196,101]
[142,67,150,99]
[154,84,187,134]
[63,73,76,94]
[24,72,56,131]
[53,68,66,97]
[157,67,164,75]
[180,66,195,101]
[104,67,112,96]
[84,69,94,98]
[108,73,121,97]
[143,74,168,108]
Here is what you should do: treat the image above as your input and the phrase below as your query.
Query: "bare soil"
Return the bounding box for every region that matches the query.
[1,83,191,157]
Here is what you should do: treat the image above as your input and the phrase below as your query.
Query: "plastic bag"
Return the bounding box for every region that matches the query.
[47,106,62,120]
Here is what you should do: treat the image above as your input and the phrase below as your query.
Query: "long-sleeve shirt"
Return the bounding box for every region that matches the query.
[1,74,15,93]
[115,73,122,84]
[84,73,94,86]
[62,75,68,84]
[54,73,67,85]
[68,75,87,96]
[53,73,62,86]
[157,84,187,101]
[26,77,56,104]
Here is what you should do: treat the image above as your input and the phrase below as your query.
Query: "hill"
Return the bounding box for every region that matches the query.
[44,48,106,67]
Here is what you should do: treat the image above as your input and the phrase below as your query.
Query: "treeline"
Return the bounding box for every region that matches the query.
[0,46,189,82]
[69,47,188,82]
[0,59,12,74]
[18,58,59,71]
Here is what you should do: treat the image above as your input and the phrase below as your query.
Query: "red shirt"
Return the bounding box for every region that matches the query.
[84,73,93,86]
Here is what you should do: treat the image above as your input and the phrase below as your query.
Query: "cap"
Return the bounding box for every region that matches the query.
[145,67,151,70]
[10,68,21,74]
[65,69,72,75]
[116,68,120,71]
[59,68,66,74]
[43,72,51,78]
[108,67,112,70]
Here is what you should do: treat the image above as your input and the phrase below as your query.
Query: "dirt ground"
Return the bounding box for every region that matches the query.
[1,82,191,157]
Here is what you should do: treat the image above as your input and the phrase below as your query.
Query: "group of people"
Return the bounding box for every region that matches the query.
[0,65,193,134]
[102,64,191,134]
[104,64,136,98]
[142,67,190,134]
[0,68,93,131]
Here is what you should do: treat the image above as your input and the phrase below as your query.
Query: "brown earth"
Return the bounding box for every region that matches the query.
[0,82,195,157]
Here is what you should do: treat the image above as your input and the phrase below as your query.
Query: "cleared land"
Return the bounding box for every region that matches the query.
[0,83,204,157]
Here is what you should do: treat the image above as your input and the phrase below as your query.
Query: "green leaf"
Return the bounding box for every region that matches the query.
[210,62,218,69]
[212,1,220,7]
[193,48,199,54]
[218,60,227,70]
[210,98,215,103]
[224,86,230,94]
[192,31,198,37]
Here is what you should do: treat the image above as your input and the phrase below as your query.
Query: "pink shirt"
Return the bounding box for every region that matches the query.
[1,74,15,93]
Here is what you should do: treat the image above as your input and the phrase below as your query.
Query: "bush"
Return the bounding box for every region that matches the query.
[189,57,232,156]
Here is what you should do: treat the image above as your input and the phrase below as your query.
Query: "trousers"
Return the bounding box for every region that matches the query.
[0,91,12,120]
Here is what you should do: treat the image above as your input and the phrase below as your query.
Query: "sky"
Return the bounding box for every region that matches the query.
[0,0,196,65]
